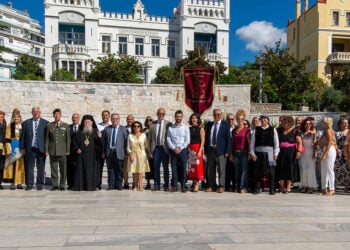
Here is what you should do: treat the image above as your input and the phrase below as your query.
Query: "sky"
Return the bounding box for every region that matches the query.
[2,0,317,66]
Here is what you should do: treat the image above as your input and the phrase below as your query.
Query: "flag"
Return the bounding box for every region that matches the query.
[183,67,216,115]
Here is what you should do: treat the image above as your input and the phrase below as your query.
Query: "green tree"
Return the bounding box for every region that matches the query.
[50,69,76,82]
[84,54,143,83]
[331,65,350,111]
[14,54,44,80]
[153,66,178,84]
[304,75,326,111]
[320,86,343,112]
[258,40,310,110]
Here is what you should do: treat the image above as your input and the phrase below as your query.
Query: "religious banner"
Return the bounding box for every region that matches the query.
[183,67,216,115]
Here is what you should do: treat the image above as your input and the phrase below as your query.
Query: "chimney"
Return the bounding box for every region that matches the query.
[304,0,309,12]
[296,0,301,19]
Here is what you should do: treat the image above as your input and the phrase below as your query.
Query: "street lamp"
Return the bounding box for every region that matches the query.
[257,57,263,104]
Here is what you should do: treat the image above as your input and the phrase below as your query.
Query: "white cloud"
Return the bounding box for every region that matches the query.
[236,21,287,52]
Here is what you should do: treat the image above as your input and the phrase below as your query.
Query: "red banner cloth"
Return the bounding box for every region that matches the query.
[183,67,215,115]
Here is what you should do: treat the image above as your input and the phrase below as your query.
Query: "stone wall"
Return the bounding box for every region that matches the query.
[0,81,251,124]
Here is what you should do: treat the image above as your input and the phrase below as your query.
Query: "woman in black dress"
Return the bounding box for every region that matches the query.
[277,116,303,193]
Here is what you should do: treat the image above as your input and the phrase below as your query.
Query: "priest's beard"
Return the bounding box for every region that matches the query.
[83,126,93,135]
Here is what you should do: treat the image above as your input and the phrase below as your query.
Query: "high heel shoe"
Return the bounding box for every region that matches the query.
[320,189,327,195]
[326,190,335,196]
[193,182,199,192]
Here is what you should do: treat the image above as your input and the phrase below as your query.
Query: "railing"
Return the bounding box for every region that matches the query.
[52,44,89,55]
[207,53,221,62]
[327,52,350,64]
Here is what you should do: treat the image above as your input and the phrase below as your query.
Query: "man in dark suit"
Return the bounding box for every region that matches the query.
[20,106,49,190]
[204,109,231,193]
[148,108,171,191]
[67,113,80,190]
[45,109,70,191]
[103,113,128,190]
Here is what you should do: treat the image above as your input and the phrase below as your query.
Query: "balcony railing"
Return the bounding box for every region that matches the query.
[327,52,350,64]
[52,44,89,55]
[207,53,221,62]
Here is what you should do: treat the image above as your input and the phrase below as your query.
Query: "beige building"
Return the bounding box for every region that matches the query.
[287,0,350,83]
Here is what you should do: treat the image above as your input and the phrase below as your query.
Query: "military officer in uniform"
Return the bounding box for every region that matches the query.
[45,109,70,191]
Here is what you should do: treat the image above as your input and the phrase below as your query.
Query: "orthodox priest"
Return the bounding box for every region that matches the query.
[73,115,103,191]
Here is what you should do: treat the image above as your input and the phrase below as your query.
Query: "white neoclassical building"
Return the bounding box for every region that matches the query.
[0,2,45,79]
[44,0,230,83]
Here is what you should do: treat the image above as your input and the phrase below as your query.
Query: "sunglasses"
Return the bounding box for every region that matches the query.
[146,119,153,122]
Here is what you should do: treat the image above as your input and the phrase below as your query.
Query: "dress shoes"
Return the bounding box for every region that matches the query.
[269,190,275,195]
[205,187,213,192]
[123,184,129,190]
[145,183,151,190]
[163,187,169,192]
[17,184,23,189]
[0,185,3,190]
[181,187,187,193]
[10,184,16,190]
[37,186,43,191]
[50,187,59,191]
[59,187,65,191]
[106,186,114,191]
[152,186,160,191]
[25,186,33,191]
[170,187,178,192]
[217,187,224,193]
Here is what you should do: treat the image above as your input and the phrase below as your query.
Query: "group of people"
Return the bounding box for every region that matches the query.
[0,106,348,196]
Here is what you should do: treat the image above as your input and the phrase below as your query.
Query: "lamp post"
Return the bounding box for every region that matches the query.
[258,58,263,104]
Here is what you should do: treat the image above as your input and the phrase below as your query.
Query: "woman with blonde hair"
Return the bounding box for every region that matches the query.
[318,116,337,195]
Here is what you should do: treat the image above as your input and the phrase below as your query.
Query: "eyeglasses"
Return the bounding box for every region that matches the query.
[228,118,234,121]
[146,119,153,122]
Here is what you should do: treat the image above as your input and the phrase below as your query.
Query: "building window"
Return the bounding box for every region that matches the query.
[151,39,160,57]
[346,12,350,26]
[0,38,4,46]
[135,37,144,56]
[102,35,111,54]
[332,11,339,26]
[62,61,68,71]
[76,61,82,79]
[167,40,175,58]
[69,61,75,76]
[118,36,127,55]
[59,24,85,45]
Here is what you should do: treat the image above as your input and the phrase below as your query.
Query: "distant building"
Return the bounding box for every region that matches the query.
[0,2,45,80]
[44,0,230,83]
[287,0,350,84]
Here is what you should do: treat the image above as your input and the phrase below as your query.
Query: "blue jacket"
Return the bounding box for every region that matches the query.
[204,120,231,155]
[20,118,49,154]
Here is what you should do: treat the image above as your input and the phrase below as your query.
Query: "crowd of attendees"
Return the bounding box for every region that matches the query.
[0,106,348,196]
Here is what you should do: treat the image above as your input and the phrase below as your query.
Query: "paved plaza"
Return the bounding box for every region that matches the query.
[1,185,350,250]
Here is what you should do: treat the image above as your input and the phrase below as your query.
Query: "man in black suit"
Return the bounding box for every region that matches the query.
[67,113,80,190]
[20,106,49,190]
[204,109,231,193]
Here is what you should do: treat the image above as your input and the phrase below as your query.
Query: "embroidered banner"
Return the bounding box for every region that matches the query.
[183,67,215,115]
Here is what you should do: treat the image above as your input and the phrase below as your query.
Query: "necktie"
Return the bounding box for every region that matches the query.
[212,122,218,146]
[156,121,162,146]
[111,127,116,148]
[74,126,77,134]
[34,120,39,148]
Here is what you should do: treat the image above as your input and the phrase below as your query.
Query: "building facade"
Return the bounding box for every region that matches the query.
[287,0,350,83]
[44,0,230,83]
[0,2,45,80]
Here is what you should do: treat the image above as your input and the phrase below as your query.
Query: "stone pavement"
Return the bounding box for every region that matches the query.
[1,186,350,250]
